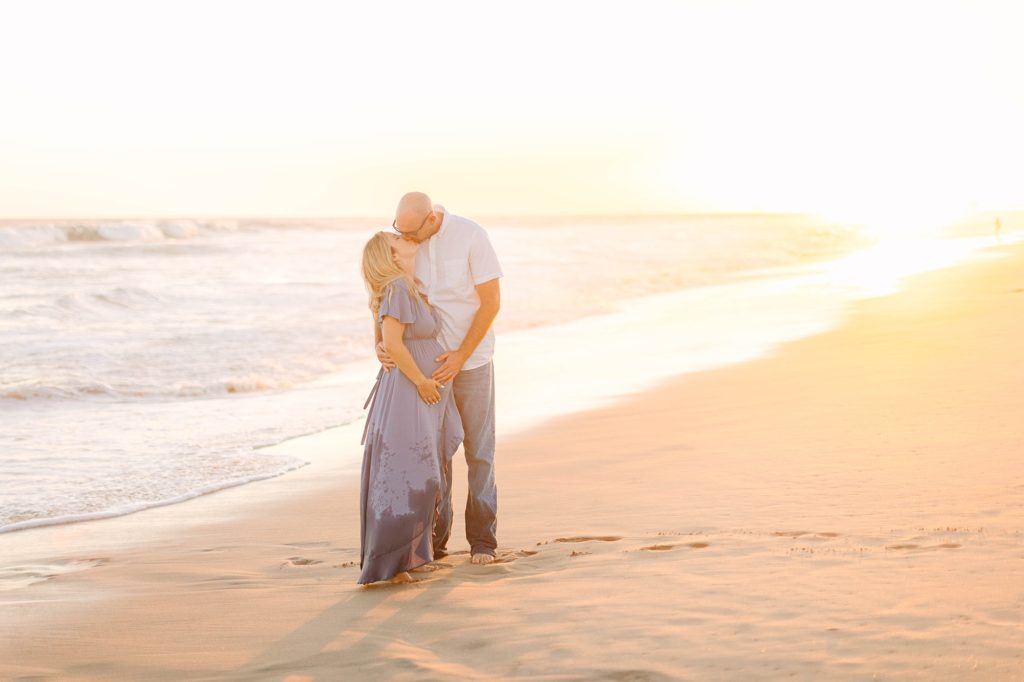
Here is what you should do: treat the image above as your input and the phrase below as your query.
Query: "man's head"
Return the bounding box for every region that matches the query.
[393,191,441,243]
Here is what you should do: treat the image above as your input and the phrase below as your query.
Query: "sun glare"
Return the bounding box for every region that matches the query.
[814,226,992,299]
[0,1,1020,217]
[818,201,972,242]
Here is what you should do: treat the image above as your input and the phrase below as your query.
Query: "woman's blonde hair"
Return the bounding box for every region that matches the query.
[361,231,416,317]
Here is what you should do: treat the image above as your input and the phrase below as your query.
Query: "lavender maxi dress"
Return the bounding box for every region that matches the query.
[358,277,464,584]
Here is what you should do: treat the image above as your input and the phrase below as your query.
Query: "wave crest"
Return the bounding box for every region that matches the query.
[0,220,208,247]
[1,374,289,402]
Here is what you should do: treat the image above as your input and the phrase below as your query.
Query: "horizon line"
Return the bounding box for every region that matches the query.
[2,208,1019,223]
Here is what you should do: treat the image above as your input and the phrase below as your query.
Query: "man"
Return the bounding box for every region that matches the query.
[376,191,502,566]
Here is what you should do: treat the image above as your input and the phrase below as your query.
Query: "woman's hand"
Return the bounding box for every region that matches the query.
[416,378,443,405]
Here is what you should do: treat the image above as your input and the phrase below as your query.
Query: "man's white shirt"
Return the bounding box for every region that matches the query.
[414,205,503,371]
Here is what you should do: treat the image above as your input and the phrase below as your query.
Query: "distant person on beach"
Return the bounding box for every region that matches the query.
[359,192,503,584]
[995,216,1002,244]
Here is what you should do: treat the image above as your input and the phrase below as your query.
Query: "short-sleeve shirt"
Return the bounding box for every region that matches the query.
[414,205,503,371]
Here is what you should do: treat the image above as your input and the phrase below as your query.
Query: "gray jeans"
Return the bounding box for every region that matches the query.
[433,360,497,557]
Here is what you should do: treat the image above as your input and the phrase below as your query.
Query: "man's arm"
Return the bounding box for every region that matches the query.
[432,278,500,383]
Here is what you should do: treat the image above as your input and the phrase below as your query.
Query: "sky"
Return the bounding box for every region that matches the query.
[1,0,1022,221]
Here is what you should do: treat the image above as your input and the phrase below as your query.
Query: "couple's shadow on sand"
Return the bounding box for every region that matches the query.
[233,536,662,677]
[234,546,542,678]
[233,533,724,678]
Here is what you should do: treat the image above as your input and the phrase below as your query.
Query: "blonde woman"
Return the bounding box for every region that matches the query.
[358,232,463,585]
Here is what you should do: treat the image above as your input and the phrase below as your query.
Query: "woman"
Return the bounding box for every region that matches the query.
[358,231,463,585]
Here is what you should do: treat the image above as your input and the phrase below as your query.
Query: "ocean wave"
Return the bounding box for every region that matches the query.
[0,225,68,248]
[0,456,310,535]
[6,287,163,320]
[0,374,293,402]
[0,220,209,247]
[158,220,201,239]
[96,222,166,242]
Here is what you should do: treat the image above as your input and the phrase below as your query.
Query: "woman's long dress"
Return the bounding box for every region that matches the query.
[358,277,463,584]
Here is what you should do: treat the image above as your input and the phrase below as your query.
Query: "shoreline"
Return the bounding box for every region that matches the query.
[2,240,1023,679]
[2,231,1015,539]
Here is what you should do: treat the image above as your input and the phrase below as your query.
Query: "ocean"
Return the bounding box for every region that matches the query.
[0,213,1014,534]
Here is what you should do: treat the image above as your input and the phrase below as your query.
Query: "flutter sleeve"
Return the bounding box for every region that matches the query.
[377,278,419,325]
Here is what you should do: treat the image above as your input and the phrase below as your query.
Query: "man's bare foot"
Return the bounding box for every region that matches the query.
[387,571,413,584]
[471,553,495,565]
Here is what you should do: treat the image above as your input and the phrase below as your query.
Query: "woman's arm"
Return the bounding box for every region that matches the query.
[381,316,442,404]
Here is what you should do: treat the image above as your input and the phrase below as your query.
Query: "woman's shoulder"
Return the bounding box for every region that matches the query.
[378,276,423,324]
[383,276,417,297]
[387,276,423,301]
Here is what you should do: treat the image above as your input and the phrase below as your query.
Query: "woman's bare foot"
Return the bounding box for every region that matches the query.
[387,571,413,584]
[410,563,439,573]
[471,553,495,565]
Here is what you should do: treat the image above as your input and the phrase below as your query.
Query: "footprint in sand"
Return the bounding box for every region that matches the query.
[491,550,540,564]
[640,542,709,551]
[0,558,108,592]
[773,531,840,540]
[284,541,331,549]
[554,536,623,543]
[196,576,259,589]
[570,550,591,557]
[886,543,961,551]
[285,556,323,566]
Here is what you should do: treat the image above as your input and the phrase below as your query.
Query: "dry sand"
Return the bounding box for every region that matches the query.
[2,241,1023,681]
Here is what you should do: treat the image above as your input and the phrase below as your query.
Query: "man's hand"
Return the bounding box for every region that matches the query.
[376,341,396,371]
[432,350,467,383]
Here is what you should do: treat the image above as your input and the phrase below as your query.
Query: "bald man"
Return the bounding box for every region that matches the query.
[378,192,503,566]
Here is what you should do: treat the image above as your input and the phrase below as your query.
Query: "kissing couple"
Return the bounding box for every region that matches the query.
[357,192,503,585]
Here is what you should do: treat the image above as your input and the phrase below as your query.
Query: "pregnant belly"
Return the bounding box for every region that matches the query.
[405,338,446,376]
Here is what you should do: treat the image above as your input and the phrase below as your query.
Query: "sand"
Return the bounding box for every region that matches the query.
[1,241,1023,681]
